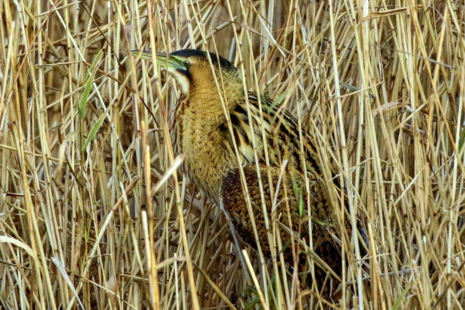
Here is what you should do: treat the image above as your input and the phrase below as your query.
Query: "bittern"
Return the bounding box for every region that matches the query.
[133,49,346,285]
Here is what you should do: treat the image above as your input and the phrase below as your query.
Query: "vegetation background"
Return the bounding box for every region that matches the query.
[0,0,464,309]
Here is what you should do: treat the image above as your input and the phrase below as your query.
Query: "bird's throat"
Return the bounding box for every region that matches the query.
[185,88,242,127]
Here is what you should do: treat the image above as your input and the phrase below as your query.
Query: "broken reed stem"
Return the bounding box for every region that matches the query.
[142,120,160,309]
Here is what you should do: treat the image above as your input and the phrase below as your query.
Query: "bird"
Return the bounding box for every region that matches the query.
[132,49,346,287]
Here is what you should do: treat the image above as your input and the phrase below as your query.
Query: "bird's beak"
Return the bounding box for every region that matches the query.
[131,50,188,71]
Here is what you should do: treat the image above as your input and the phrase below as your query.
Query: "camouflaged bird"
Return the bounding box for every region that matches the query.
[134,49,345,283]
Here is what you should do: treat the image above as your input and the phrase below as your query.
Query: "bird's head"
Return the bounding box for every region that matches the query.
[132,49,243,101]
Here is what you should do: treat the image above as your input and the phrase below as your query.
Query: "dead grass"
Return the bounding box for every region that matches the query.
[1,0,465,309]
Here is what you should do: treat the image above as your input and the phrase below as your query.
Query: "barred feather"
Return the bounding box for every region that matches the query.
[225,91,324,179]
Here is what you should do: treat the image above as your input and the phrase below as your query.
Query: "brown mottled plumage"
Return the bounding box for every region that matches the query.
[134,49,345,285]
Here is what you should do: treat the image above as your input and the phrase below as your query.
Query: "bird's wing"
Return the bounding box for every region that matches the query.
[220,91,324,179]
[220,165,342,275]
[220,92,367,277]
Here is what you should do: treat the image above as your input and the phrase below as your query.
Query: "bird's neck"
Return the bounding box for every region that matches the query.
[186,85,243,126]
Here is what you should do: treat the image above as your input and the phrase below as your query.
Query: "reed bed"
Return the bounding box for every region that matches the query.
[0,0,464,309]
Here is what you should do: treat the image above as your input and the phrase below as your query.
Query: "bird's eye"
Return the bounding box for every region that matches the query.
[182,60,190,68]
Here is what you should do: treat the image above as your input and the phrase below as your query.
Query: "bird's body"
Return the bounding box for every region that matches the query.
[135,49,344,281]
